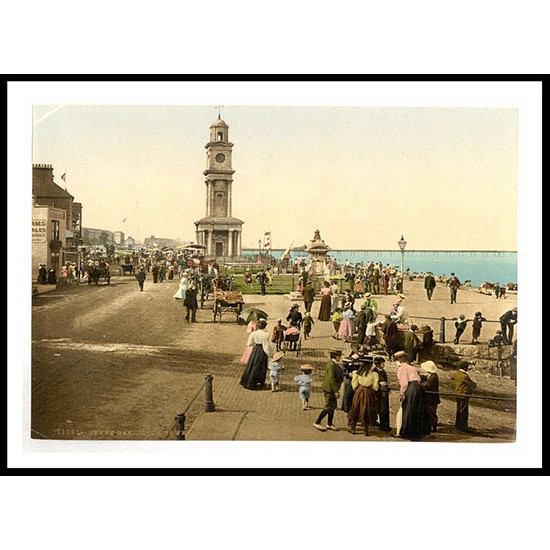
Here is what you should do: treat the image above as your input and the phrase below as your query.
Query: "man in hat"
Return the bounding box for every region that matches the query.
[361,292,378,315]
[451,362,477,432]
[313,349,344,431]
[403,324,421,363]
[134,266,146,292]
[424,272,436,300]
[447,272,461,304]
[302,281,315,313]
[183,281,199,322]
[499,307,517,345]
[355,304,369,346]
[255,269,268,295]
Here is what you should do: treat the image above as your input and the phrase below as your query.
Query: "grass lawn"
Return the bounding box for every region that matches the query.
[226,273,297,295]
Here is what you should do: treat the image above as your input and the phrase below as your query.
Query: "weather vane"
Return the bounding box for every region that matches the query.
[215,105,223,119]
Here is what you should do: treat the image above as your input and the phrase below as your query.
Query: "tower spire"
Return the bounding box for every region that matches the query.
[215,105,223,119]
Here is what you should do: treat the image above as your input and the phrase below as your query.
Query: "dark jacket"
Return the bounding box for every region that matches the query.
[424,275,436,290]
[184,287,198,308]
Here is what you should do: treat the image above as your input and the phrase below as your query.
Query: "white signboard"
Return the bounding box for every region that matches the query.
[32,219,47,243]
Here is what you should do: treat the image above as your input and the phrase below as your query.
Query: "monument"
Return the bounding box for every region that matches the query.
[305,229,331,291]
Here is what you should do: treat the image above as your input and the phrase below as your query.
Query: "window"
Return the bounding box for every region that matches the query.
[51,220,60,242]
[217,131,223,141]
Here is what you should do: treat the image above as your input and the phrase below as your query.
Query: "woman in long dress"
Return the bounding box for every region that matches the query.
[338,303,355,341]
[347,361,379,436]
[395,351,431,440]
[318,281,333,321]
[240,320,275,390]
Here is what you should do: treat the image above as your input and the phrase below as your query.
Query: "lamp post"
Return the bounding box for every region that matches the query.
[398,235,407,293]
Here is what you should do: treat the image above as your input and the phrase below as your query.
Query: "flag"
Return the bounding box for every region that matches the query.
[61,173,66,182]
[263,231,271,250]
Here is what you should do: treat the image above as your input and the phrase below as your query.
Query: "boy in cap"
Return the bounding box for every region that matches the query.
[313,349,345,431]
[488,330,506,347]
[453,314,468,344]
[294,365,314,410]
[471,311,486,344]
[268,351,285,392]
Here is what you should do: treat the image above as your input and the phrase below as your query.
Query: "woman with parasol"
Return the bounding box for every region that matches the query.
[240,319,275,390]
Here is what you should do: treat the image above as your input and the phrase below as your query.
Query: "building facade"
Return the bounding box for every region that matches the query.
[32,195,67,277]
[32,164,82,275]
[194,116,244,260]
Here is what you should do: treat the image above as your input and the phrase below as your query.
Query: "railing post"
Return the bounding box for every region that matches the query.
[204,374,216,412]
[175,412,186,440]
[439,317,446,343]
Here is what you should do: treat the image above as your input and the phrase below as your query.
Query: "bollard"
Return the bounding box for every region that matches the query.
[204,374,216,412]
[175,412,186,440]
[439,317,446,343]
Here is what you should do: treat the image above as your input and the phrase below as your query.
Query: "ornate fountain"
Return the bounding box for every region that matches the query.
[305,229,331,291]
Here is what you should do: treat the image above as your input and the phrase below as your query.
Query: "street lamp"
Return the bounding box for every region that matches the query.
[398,235,407,293]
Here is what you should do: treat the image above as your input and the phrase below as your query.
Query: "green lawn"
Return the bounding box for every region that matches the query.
[225,273,297,295]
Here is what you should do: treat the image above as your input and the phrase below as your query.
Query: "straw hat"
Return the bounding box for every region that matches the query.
[420,360,438,374]
[394,351,406,360]
[272,351,284,362]
[398,293,406,300]
[300,364,313,371]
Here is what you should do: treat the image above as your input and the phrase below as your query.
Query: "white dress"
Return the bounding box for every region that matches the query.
[173,277,187,299]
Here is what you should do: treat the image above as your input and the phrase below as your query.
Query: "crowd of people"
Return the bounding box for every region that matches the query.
[235,258,516,440]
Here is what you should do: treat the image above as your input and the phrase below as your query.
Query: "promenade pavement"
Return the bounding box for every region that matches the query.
[186,279,517,443]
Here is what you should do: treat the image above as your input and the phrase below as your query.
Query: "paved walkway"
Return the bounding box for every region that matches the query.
[186,280,517,442]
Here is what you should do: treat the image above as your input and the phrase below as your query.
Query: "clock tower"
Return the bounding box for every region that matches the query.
[194,115,244,259]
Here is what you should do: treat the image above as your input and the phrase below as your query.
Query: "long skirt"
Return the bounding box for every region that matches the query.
[347,385,378,427]
[400,381,431,440]
[338,317,354,339]
[341,378,354,412]
[240,344,268,390]
[318,295,332,321]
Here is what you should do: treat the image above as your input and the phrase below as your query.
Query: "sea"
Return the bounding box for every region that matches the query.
[241,249,517,288]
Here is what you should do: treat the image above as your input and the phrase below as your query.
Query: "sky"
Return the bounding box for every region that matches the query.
[25,82,527,252]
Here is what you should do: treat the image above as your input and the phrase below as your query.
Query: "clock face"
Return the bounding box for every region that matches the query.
[215,153,225,163]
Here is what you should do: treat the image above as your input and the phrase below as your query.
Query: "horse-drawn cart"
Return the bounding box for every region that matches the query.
[213,290,245,322]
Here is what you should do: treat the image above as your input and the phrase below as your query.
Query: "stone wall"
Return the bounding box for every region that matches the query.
[420,342,514,374]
